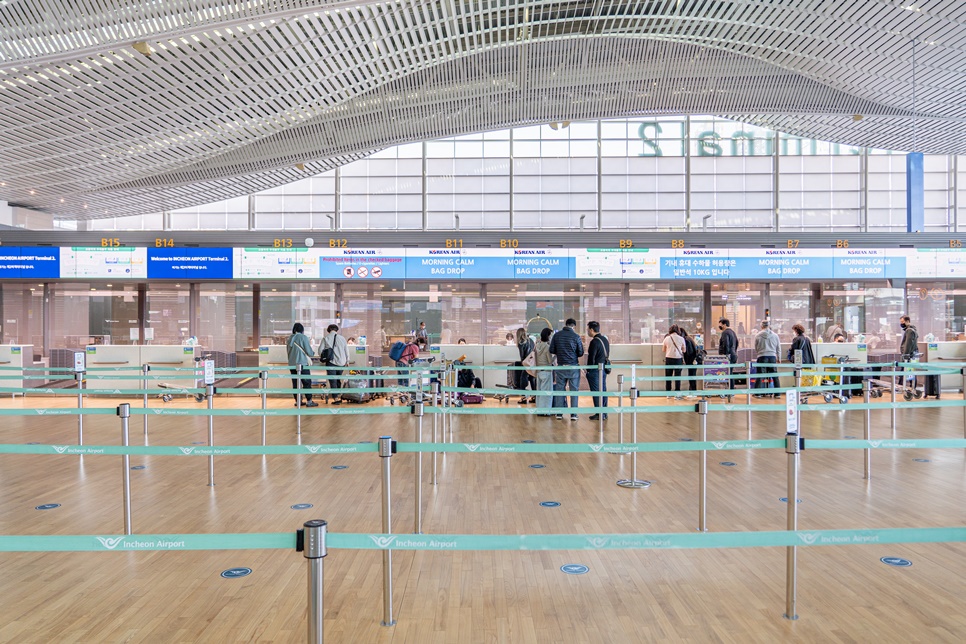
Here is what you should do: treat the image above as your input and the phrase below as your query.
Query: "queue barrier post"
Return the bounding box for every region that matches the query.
[961,367,966,439]
[378,436,396,627]
[617,386,651,489]
[142,364,150,444]
[892,361,898,436]
[296,365,302,436]
[117,403,133,535]
[696,399,708,532]
[863,379,872,480]
[432,381,440,485]
[746,381,752,440]
[784,428,801,621]
[207,384,216,487]
[76,370,85,446]
[297,519,328,644]
[616,374,624,445]
[260,371,268,446]
[413,371,425,535]
[794,368,802,432]
[597,362,605,444]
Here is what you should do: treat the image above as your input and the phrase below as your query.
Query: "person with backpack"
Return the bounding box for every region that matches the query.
[320,324,349,404]
[663,324,686,397]
[391,337,425,387]
[515,327,536,404]
[754,320,781,396]
[586,321,610,420]
[787,324,816,366]
[285,323,318,408]
[717,318,739,389]
[680,327,699,397]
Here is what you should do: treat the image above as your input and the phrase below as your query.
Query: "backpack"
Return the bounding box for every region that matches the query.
[684,336,697,363]
[388,341,406,362]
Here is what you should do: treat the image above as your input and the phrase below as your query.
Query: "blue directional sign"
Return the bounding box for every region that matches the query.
[331,465,348,470]
[130,465,146,470]
[539,501,561,508]
[147,247,233,279]
[0,247,60,278]
[779,498,803,503]
[719,461,737,467]
[529,464,546,469]
[560,564,590,575]
[290,503,314,510]
[35,503,61,510]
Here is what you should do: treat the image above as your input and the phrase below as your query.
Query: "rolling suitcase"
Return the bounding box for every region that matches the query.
[922,373,941,398]
[341,376,371,403]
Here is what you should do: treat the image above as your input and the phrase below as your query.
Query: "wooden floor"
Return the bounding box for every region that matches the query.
[0,392,964,643]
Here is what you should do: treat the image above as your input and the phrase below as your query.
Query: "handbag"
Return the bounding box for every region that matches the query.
[602,336,612,375]
[522,349,536,377]
[319,339,333,364]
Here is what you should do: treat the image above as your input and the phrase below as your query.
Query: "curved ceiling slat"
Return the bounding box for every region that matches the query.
[0,0,963,220]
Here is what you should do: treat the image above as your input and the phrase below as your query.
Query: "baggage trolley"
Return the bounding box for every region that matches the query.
[818,355,853,403]
[701,355,733,401]
[157,352,212,403]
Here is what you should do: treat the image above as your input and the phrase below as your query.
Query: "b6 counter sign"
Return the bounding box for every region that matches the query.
[203,359,215,385]
[785,390,799,434]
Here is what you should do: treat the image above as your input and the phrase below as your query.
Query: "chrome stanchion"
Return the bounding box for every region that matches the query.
[207,384,216,487]
[794,368,802,433]
[961,368,966,439]
[142,364,150,444]
[413,372,425,534]
[746,380,752,440]
[617,374,624,446]
[76,370,85,445]
[118,403,133,535]
[696,399,708,532]
[784,428,801,621]
[378,436,396,627]
[597,362,605,444]
[432,382,440,485]
[863,379,872,480]
[298,519,328,644]
[617,386,651,489]
[892,361,898,437]
[296,364,303,436]
[260,371,268,446]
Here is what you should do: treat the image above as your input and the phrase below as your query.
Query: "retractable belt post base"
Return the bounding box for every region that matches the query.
[617,386,651,489]
[297,519,328,644]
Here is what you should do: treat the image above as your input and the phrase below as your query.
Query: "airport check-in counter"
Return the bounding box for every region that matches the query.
[0,345,37,393]
[923,341,966,391]
[259,345,294,393]
[610,344,656,391]
[482,345,523,390]
[83,345,202,391]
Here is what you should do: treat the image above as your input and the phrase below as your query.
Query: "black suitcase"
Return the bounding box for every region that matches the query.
[922,373,941,398]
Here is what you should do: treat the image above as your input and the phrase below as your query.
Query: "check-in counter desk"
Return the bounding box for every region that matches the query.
[259,345,293,393]
[482,345,523,390]
[83,345,201,392]
[0,344,38,393]
[923,341,966,391]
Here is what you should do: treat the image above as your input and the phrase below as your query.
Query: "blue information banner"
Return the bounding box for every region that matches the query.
[832,249,905,280]
[0,247,60,278]
[147,248,233,279]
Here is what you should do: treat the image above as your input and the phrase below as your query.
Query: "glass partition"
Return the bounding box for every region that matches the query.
[259,284,337,346]
[145,284,190,346]
[906,282,966,342]
[769,284,813,342]
[197,283,253,353]
[0,283,45,357]
[710,283,765,349]
[484,283,582,344]
[818,282,903,350]
[628,284,704,344]
[50,283,139,348]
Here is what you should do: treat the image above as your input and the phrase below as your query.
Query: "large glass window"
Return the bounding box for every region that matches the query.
[906,282,965,342]
[485,283,582,345]
[710,283,766,349]
[769,285,813,342]
[817,283,903,350]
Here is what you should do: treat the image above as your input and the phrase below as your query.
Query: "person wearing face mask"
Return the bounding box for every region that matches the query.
[717,318,739,389]
[899,315,919,360]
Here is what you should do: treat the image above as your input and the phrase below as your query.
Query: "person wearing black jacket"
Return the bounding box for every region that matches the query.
[717,318,739,389]
[680,327,699,394]
[787,324,815,365]
[515,327,536,404]
[549,318,584,421]
[586,321,610,420]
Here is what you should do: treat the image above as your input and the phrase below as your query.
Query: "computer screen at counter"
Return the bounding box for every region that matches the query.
[0,246,962,281]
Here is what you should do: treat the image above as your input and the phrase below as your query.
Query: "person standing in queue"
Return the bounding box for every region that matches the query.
[663,324,685,397]
[416,321,428,342]
[680,327,699,397]
[718,318,739,389]
[549,318,584,421]
[787,324,816,366]
[515,328,536,404]
[321,324,350,404]
[753,320,780,396]
[286,323,318,408]
[586,321,610,420]
[534,327,555,416]
[396,336,426,387]
[899,315,919,360]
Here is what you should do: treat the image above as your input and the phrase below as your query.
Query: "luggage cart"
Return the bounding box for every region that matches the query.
[818,355,853,403]
[157,352,212,403]
[388,357,435,406]
[701,355,733,401]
